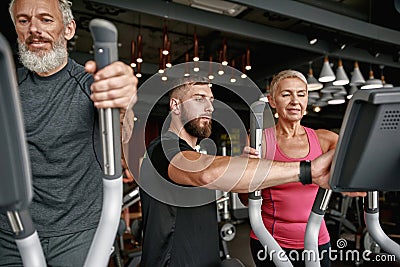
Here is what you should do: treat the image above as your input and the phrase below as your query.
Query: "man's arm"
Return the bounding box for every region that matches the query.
[121,108,135,144]
[168,150,334,193]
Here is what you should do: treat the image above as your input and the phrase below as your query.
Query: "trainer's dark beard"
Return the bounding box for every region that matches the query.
[183,118,212,139]
[18,35,68,73]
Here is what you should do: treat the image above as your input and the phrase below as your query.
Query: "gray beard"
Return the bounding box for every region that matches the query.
[18,40,68,73]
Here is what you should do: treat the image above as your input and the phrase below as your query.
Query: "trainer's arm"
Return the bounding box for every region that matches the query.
[168,150,333,193]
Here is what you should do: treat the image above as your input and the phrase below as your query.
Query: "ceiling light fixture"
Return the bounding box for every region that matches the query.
[222,38,228,66]
[130,40,136,68]
[321,82,342,94]
[193,32,199,61]
[158,48,164,74]
[136,61,142,78]
[162,25,169,56]
[306,62,323,91]
[241,53,247,79]
[308,37,318,45]
[327,95,346,105]
[208,56,214,80]
[313,106,322,112]
[350,61,365,86]
[360,68,383,89]
[382,79,394,88]
[318,56,336,82]
[333,59,349,86]
[347,85,358,99]
[333,38,346,50]
[245,47,251,70]
[136,34,143,63]
[230,59,236,83]
[193,62,200,72]
[368,47,380,58]
[184,52,190,77]
[166,41,172,68]
[218,50,225,75]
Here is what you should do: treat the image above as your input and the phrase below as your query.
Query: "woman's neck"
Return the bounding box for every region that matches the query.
[275,120,303,137]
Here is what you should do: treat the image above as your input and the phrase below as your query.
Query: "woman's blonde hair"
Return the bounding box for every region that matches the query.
[269,69,308,97]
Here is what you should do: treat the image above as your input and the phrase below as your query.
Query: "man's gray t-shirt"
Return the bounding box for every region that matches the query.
[0,59,104,237]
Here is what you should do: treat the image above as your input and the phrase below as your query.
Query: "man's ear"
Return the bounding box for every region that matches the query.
[267,94,276,108]
[64,20,76,41]
[170,98,180,114]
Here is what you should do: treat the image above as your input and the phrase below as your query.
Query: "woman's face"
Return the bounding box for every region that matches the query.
[269,77,308,122]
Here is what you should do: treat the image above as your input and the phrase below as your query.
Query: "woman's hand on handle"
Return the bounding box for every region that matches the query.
[241,146,260,158]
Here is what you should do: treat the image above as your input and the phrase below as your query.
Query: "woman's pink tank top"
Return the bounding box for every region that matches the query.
[249,126,330,249]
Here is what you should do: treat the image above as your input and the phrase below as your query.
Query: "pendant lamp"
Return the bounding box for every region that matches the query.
[318,56,336,83]
[333,59,349,86]
[307,62,323,90]
[347,86,358,99]
[360,69,383,89]
[321,82,342,93]
[350,61,365,86]
[380,66,394,88]
[328,95,346,105]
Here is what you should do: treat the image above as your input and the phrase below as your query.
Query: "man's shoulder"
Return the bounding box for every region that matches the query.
[146,132,177,152]
[67,58,90,78]
[147,132,194,157]
[146,135,162,156]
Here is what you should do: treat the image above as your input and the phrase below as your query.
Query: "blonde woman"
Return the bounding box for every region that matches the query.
[240,70,337,267]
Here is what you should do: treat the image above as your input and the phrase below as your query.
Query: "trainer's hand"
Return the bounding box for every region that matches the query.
[85,60,138,111]
[311,150,367,197]
[241,146,260,158]
[310,150,335,189]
